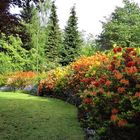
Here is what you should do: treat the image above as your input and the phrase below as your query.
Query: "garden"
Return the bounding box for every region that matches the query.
[0,46,140,140]
[0,0,140,140]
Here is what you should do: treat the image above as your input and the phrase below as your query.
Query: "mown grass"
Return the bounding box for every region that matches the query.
[0,92,85,140]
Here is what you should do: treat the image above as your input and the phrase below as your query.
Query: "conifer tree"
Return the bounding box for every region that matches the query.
[45,1,62,65]
[61,5,81,65]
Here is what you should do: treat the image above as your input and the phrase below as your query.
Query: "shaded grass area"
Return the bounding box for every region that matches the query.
[0,92,85,140]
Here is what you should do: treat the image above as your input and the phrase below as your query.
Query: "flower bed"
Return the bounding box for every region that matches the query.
[38,53,108,104]
[38,47,140,139]
[6,71,37,90]
[79,47,140,139]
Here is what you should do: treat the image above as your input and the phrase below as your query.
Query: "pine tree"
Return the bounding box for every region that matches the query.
[61,5,81,66]
[45,1,62,65]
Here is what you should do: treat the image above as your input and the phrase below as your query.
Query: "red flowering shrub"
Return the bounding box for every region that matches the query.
[79,47,140,139]
[37,46,140,139]
[38,53,109,103]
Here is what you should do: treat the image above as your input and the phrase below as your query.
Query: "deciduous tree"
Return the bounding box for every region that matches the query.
[98,0,140,50]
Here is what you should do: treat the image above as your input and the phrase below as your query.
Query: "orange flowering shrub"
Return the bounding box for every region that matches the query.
[37,67,69,97]
[38,52,109,102]
[79,47,140,139]
[66,53,109,95]
[7,71,37,89]
[37,46,140,139]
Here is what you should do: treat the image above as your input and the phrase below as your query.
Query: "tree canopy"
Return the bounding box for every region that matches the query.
[98,0,140,50]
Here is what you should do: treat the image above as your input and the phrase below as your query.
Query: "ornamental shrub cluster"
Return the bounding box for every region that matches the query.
[38,46,140,139]
[6,71,37,89]
[79,47,140,139]
[38,53,108,103]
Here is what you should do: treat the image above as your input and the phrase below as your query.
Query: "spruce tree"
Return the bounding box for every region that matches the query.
[61,5,81,66]
[45,1,62,65]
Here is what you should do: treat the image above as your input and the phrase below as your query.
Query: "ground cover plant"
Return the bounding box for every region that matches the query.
[0,92,85,140]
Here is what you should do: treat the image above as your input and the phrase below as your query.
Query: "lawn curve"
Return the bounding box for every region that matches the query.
[0,92,85,140]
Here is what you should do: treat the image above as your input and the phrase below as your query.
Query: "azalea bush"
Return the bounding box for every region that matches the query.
[37,46,140,139]
[38,53,108,104]
[63,53,109,104]
[7,71,37,89]
[37,67,69,97]
[79,47,140,139]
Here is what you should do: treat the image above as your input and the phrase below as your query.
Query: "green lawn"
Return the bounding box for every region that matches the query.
[0,92,85,140]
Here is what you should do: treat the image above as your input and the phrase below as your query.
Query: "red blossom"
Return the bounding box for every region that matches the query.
[126,61,135,67]
[113,70,119,73]
[125,66,138,75]
[111,108,119,114]
[108,65,115,71]
[92,81,100,87]
[111,61,116,66]
[131,51,137,56]
[135,92,140,98]
[126,48,134,53]
[113,48,118,54]
[117,87,125,93]
[118,119,128,127]
[120,79,129,85]
[84,98,92,104]
[111,115,118,122]
[126,56,133,62]
[114,72,123,80]
[117,47,122,52]
[99,78,106,84]
[113,56,117,60]
[105,80,112,86]
[113,47,122,54]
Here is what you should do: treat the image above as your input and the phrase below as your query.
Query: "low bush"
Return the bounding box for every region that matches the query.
[6,71,37,90]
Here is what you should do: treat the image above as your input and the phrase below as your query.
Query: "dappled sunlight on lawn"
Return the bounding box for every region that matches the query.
[0,92,52,102]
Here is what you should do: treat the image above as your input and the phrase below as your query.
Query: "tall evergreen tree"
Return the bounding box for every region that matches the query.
[61,5,81,65]
[45,1,62,66]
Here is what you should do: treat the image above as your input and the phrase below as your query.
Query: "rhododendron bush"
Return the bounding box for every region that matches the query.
[38,67,69,97]
[7,71,37,89]
[79,47,140,139]
[38,53,109,103]
[38,47,140,139]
